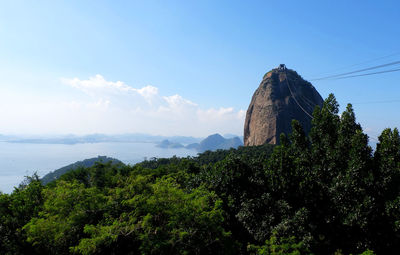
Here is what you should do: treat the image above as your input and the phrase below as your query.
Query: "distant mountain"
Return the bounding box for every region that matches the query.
[156,140,184,149]
[0,134,18,142]
[185,143,200,150]
[41,156,123,185]
[186,133,243,152]
[223,133,242,139]
[166,136,202,144]
[222,136,243,149]
[224,134,244,142]
[5,133,202,145]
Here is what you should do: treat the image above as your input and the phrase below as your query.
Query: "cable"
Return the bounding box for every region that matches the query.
[331,67,400,80]
[287,78,317,110]
[300,93,318,107]
[369,136,379,142]
[299,95,317,111]
[312,52,400,77]
[284,70,314,119]
[311,60,400,81]
[284,70,383,143]
[297,90,319,110]
[290,83,317,111]
[353,99,400,105]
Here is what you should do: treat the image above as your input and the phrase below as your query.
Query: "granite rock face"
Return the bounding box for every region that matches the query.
[244,66,323,146]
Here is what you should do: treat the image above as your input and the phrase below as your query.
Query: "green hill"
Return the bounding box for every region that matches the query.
[40,156,123,185]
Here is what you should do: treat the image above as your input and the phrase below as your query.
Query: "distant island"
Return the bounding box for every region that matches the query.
[0,133,244,153]
[156,133,243,152]
[1,133,202,145]
[156,139,185,149]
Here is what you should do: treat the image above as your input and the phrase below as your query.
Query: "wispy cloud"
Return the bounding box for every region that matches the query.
[56,75,245,136]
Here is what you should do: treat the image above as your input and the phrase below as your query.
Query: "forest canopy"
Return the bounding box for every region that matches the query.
[1,94,399,254]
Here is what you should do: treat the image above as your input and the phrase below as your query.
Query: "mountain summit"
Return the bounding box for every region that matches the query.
[186,133,243,152]
[244,65,323,146]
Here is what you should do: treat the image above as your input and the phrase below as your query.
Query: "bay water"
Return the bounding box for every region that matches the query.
[0,142,197,194]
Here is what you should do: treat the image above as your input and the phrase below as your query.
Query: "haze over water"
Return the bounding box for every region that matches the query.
[0,142,197,194]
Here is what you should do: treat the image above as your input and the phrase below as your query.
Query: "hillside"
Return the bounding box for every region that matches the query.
[40,156,123,185]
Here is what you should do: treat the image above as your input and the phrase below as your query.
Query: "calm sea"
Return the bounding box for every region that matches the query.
[0,142,197,194]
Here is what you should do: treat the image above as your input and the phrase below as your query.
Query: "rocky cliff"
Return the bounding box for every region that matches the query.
[244,65,323,146]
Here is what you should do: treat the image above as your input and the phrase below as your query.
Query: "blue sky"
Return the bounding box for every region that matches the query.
[0,0,399,137]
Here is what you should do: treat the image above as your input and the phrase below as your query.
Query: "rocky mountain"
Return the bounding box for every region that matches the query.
[41,156,123,185]
[188,134,243,152]
[244,65,323,146]
[155,134,243,152]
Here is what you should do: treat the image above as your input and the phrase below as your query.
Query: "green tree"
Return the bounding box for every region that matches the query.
[24,180,107,254]
[248,232,311,255]
[370,128,400,253]
[0,174,43,255]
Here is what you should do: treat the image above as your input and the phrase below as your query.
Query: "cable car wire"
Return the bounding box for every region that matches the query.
[353,99,400,105]
[331,67,400,80]
[284,70,314,119]
[312,52,400,77]
[311,60,400,81]
[289,81,318,111]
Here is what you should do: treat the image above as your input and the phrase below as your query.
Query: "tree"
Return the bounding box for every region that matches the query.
[24,181,107,254]
[0,174,44,255]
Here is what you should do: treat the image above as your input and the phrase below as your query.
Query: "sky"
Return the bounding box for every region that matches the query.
[0,0,399,138]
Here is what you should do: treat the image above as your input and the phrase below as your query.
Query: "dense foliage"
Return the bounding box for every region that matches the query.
[41,156,123,185]
[1,94,399,254]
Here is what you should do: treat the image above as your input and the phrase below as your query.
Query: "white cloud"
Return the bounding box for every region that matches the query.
[163,94,197,108]
[198,107,234,120]
[238,109,246,119]
[0,75,245,136]
[61,74,160,104]
[137,86,159,103]
[63,74,135,93]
